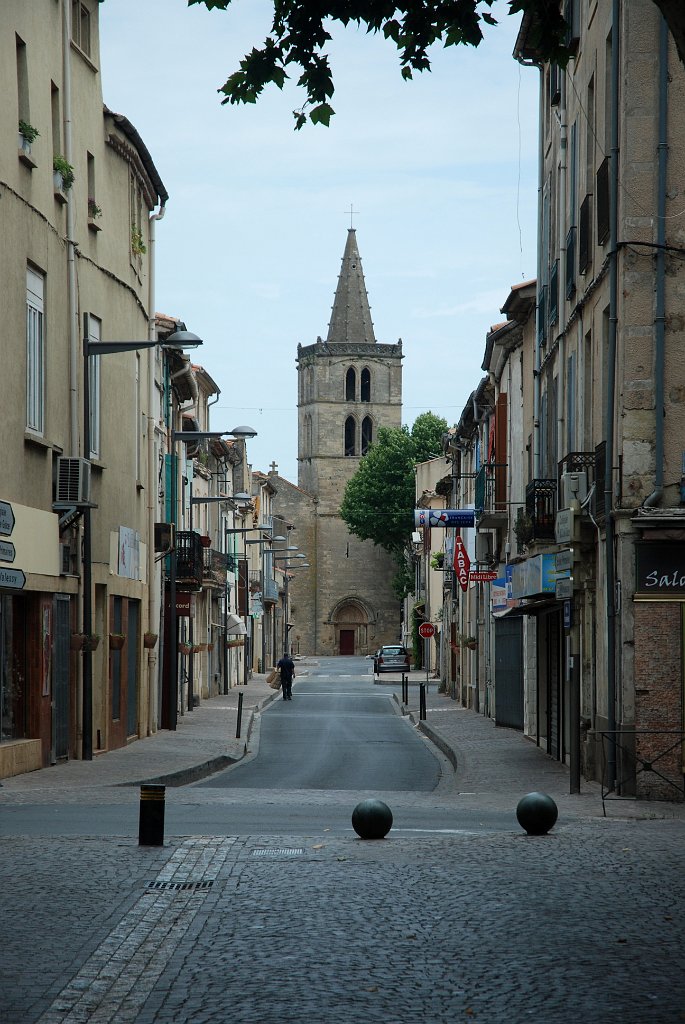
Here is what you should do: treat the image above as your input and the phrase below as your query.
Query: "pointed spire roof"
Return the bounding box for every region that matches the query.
[326,229,376,345]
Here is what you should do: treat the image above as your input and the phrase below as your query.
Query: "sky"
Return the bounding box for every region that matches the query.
[99,0,540,483]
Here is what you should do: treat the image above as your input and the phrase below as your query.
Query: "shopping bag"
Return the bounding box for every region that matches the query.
[266,667,281,689]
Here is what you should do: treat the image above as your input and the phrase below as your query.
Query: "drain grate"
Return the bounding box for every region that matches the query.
[148,880,214,892]
[252,848,304,857]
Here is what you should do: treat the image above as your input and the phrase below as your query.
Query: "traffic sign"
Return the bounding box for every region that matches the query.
[0,567,26,590]
[0,501,15,537]
[0,540,16,563]
[418,622,435,639]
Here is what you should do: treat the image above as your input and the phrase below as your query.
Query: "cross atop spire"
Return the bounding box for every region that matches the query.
[326,229,376,345]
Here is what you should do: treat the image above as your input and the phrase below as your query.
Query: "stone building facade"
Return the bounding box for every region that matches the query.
[272,229,403,656]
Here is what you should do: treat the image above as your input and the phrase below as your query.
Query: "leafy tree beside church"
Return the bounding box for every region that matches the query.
[340,411,448,598]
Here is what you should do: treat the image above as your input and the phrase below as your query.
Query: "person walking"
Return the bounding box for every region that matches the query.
[277,652,295,700]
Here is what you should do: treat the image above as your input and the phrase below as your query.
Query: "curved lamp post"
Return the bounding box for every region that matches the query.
[81,322,202,760]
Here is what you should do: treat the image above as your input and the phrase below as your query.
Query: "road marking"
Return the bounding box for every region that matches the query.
[36,838,237,1024]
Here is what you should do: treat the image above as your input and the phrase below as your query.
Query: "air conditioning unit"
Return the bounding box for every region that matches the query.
[56,457,91,504]
[560,470,588,507]
[154,522,175,553]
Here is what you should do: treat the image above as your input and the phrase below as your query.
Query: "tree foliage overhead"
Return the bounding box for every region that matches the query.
[190,0,685,128]
[340,412,448,597]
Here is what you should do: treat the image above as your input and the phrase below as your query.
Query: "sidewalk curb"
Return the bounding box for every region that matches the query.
[391,693,459,773]
[123,686,283,789]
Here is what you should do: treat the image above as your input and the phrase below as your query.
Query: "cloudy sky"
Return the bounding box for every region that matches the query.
[99,0,539,482]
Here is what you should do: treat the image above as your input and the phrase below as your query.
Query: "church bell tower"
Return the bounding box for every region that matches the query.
[295,229,403,655]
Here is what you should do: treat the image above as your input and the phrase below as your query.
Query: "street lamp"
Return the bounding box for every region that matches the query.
[80,318,202,760]
[167,430,257,727]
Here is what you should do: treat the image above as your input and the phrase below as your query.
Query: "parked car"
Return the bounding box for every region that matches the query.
[374,645,410,674]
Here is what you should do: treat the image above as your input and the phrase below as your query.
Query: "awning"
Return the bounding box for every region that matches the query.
[226,613,247,636]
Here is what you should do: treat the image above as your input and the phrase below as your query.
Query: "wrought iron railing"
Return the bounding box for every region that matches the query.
[169,530,204,589]
[525,478,557,540]
[475,463,507,518]
[600,730,685,813]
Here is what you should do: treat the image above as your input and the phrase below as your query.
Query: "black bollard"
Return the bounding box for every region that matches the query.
[352,799,393,840]
[402,674,408,704]
[419,683,426,720]
[138,784,165,846]
[516,792,558,835]
[236,691,243,739]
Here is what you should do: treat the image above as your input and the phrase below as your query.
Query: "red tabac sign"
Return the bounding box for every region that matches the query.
[453,533,470,592]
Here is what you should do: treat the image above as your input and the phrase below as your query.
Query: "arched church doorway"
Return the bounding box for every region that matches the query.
[332,599,370,656]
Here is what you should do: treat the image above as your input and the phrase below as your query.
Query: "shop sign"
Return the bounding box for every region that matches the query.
[414,508,476,529]
[635,542,685,599]
[453,533,470,591]
[470,570,498,581]
[510,553,557,599]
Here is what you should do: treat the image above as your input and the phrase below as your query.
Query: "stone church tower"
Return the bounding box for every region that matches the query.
[286,228,403,655]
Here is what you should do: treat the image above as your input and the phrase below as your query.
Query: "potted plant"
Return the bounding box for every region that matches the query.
[53,154,75,191]
[143,631,158,649]
[18,119,40,151]
[430,552,445,570]
[70,632,86,651]
[131,225,146,256]
[514,507,534,551]
[83,634,100,652]
[88,197,102,220]
[178,641,192,656]
[109,632,126,650]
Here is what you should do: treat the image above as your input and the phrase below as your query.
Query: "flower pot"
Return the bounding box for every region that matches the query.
[109,634,126,651]
[178,642,192,656]
[70,633,85,651]
[83,635,100,652]
[143,632,158,649]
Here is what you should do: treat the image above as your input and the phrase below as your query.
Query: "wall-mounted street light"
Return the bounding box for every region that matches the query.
[80,319,202,761]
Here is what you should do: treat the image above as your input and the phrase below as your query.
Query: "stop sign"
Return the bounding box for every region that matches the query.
[418,622,435,639]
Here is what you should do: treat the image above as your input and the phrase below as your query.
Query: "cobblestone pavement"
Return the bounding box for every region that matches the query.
[2,823,685,1023]
[2,661,685,1022]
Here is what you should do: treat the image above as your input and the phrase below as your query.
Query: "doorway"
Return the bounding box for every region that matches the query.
[339,629,355,655]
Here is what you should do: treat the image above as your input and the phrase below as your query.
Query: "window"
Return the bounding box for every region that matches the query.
[345,367,356,401]
[344,417,356,456]
[26,267,45,434]
[16,35,29,125]
[72,1,91,57]
[360,367,371,402]
[566,352,576,453]
[86,314,101,458]
[361,416,373,455]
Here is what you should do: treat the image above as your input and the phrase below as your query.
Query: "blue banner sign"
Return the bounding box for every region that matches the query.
[414,509,476,529]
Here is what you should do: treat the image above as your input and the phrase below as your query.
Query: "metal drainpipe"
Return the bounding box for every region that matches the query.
[604,0,621,789]
[643,16,669,509]
[147,203,166,734]
[533,65,544,481]
[62,0,78,456]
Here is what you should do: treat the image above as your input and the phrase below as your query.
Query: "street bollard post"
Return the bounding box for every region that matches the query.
[402,674,408,705]
[138,784,165,846]
[236,691,243,739]
[419,683,426,721]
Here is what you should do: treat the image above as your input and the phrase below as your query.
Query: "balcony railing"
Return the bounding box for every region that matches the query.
[525,479,557,541]
[202,547,227,588]
[174,531,204,590]
[475,463,508,529]
[263,577,279,604]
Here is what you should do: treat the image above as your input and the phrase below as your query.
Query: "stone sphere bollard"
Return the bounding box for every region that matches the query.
[516,792,558,835]
[352,799,393,840]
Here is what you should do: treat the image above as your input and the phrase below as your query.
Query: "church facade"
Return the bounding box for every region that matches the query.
[270,229,403,657]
